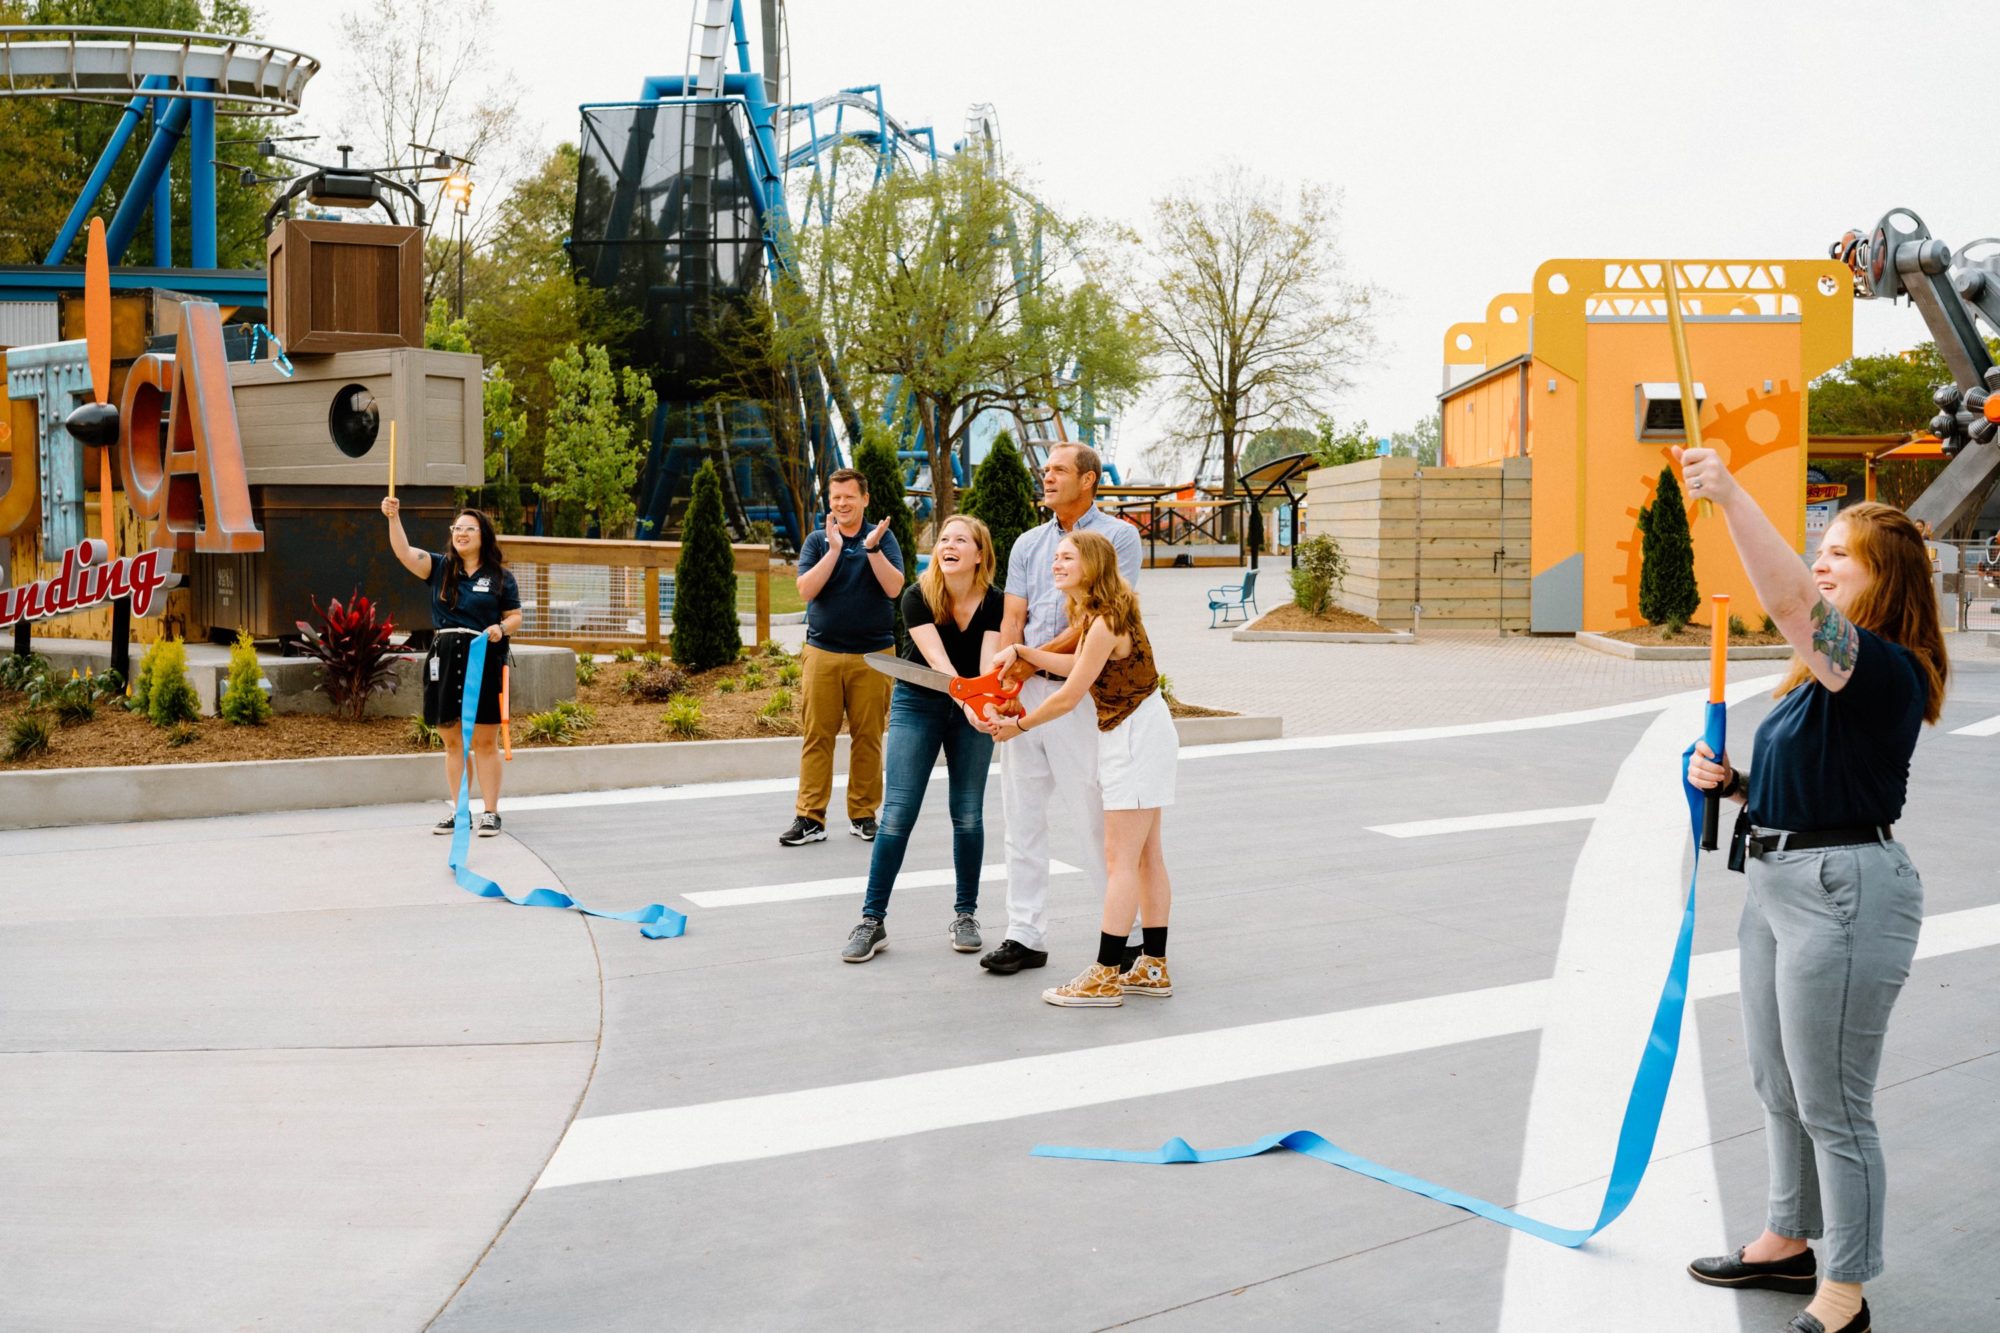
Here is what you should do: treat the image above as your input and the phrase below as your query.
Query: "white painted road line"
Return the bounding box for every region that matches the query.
[1499,694,1728,1328]
[1368,805,1604,839]
[1949,711,2000,737]
[687,860,1081,909]
[532,899,2000,1191]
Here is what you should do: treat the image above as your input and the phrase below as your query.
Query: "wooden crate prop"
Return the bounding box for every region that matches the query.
[228,347,482,487]
[265,219,422,354]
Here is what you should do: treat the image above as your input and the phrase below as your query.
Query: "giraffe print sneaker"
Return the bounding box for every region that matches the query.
[1118,956,1174,997]
[1041,963,1125,1008]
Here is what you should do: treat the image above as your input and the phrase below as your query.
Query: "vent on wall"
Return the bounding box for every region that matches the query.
[1635,382,1706,440]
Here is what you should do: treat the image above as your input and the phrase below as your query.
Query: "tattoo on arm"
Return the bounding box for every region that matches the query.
[1810,599,1859,673]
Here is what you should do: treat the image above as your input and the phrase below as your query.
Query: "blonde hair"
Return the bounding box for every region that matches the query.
[1775,501,1947,724]
[919,514,996,621]
[1059,530,1141,639]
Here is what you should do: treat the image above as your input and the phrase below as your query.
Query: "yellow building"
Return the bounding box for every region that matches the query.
[1441,259,1853,631]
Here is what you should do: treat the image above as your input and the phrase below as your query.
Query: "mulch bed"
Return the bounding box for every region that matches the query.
[1602,623,1789,647]
[1243,603,1395,634]
[0,647,1234,771]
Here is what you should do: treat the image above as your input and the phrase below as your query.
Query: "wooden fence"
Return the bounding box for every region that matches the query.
[1303,457,1530,630]
[504,535,773,654]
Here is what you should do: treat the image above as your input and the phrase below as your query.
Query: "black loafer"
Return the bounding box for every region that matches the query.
[979,939,1048,974]
[1686,1246,1817,1294]
[1787,1301,1870,1333]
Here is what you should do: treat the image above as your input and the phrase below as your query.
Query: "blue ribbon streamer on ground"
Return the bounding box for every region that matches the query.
[1032,699,1729,1248]
[447,634,687,939]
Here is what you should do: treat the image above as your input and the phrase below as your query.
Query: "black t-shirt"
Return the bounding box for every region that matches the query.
[900,583,1005,676]
[422,551,521,633]
[797,528,904,653]
[1746,625,1925,832]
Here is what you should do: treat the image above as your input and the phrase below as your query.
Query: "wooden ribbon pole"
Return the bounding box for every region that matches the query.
[387,419,397,499]
[1661,261,1712,520]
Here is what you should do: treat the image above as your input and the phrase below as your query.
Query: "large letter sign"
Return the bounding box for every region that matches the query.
[120,301,262,553]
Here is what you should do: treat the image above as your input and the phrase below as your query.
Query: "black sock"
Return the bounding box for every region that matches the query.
[1142,926,1168,959]
[1097,932,1126,968]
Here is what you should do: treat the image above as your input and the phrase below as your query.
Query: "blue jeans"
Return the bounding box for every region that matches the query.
[861,683,994,921]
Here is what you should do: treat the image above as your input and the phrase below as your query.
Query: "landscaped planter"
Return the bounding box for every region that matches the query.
[1575,631,1794,662]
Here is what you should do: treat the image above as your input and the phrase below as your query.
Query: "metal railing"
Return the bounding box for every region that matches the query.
[504,535,773,654]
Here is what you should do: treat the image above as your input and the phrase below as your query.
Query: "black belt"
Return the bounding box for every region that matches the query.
[1032,669,1064,684]
[1736,821,1892,861]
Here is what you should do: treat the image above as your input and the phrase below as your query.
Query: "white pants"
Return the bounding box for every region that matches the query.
[999,677,1135,950]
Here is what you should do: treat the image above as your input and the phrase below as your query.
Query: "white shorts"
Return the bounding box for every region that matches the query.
[1097,690,1178,810]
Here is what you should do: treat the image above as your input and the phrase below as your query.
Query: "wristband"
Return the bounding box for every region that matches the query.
[863,544,880,554]
[1721,767,1745,799]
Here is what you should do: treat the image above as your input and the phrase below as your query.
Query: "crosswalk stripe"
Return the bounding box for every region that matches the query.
[687,860,1081,909]
[531,900,2000,1190]
[1949,711,2000,737]
[1367,805,1604,838]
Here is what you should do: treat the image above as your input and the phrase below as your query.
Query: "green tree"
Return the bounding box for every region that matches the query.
[818,151,1148,523]
[959,429,1041,589]
[1311,416,1377,467]
[1142,166,1375,531]
[671,460,741,669]
[1638,467,1700,626]
[538,343,657,537]
[854,423,917,577]
[0,1,276,268]
[1240,426,1317,475]
[464,144,639,488]
[1808,343,1957,436]
[1387,413,1441,466]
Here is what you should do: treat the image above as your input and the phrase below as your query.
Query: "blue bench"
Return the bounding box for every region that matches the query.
[1207,568,1259,627]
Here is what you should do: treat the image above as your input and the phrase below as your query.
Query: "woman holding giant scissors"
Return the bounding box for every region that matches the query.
[1680,446,1946,1333]
[840,515,1007,963]
[382,498,522,838]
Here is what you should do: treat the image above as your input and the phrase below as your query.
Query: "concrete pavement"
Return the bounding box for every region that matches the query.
[4,566,1998,1330]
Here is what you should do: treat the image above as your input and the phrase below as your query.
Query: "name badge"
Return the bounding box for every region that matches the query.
[429,655,441,682]
[475,579,492,591]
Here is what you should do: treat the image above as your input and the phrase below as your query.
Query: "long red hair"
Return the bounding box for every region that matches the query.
[1776,502,1946,723]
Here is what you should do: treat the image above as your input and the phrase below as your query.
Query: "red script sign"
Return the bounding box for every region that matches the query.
[0,540,178,630]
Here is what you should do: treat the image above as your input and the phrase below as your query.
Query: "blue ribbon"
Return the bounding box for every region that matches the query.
[448,634,687,939]
[1033,699,1730,1248]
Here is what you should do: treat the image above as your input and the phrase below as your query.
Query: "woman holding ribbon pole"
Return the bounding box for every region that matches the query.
[1679,445,1946,1333]
[988,529,1178,1008]
[839,515,1007,963]
[383,498,522,837]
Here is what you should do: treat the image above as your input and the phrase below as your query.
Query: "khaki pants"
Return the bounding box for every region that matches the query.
[796,645,894,824]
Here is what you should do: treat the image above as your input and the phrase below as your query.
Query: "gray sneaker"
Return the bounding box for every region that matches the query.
[948,913,982,953]
[841,918,886,963]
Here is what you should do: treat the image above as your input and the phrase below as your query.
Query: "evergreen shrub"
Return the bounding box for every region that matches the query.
[219,631,272,725]
[959,429,1041,587]
[671,461,742,670]
[1638,467,1700,626]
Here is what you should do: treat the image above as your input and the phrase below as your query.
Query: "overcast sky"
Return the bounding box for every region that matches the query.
[272,0,2000,472]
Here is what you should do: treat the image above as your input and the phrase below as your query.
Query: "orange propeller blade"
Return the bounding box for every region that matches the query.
[85,218,110,406]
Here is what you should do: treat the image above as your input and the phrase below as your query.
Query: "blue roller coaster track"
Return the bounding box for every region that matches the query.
[573,0,1115,550]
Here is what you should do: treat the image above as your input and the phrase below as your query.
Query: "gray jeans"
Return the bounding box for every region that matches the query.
[1739,838,1923,1283]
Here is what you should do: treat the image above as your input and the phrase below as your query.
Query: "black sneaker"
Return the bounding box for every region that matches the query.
[476,812,502,838]
[780,816,826,846]
[432,815,456,835]
[841,918,887,963]
[850,817,878,841]
[979,939,1049,974]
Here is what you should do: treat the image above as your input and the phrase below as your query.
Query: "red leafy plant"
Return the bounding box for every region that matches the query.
[295,591,409,721]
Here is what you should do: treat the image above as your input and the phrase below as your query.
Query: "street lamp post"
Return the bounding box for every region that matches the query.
[443,171,474,318]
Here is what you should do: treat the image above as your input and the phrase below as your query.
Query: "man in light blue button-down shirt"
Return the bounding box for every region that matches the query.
[975,442,1143,975]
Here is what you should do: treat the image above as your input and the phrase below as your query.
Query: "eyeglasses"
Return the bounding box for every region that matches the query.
[450,526,480,535]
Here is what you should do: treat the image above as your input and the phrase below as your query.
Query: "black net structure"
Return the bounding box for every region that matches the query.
[572,104,767,398]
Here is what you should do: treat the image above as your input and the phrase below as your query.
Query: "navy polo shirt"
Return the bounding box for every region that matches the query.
[422,551,521,633]
[797,527,904,654]
[1747,625,1925,832]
